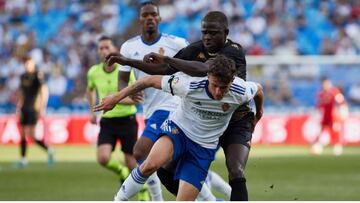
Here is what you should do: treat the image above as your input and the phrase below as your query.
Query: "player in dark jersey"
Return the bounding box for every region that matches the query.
[15,56,53,167]
[105,11,262,201]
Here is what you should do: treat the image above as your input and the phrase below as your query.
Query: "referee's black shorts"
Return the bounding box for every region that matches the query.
[20,109,38,126]
[97,115,138,154]
[219,112,255,150]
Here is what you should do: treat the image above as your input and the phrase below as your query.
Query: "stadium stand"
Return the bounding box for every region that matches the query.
[0,0,359,114]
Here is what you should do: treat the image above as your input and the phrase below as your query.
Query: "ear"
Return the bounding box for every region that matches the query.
[224,28,229,36]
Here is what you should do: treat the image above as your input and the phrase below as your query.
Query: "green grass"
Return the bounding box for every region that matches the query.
[1,145,360,200]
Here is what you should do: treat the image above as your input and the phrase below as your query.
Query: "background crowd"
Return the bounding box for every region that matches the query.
[0,0,359,114]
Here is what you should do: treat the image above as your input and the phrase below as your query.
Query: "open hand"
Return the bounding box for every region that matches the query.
[143,52,164,64]
[105,53,126,66]
[93,94,118,112]
[130,91,144,103]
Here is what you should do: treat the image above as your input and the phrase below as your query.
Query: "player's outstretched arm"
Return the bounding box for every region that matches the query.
[144,52,209,77]
[93,75,162,112]
[252,83,264,131]
[106,53,171,75]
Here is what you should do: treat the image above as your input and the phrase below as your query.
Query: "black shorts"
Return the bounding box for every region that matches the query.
[97,115,138,154]
[20,109,38,126]
[219,112,255,150]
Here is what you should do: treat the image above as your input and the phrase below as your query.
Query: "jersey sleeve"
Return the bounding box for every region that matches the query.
[222,44,247,80]
[175,37,189,51]
[119,42,132,72]
[243,81,258,102]
[173,45,197,60]
[37,71,45,85]
[231,78,258,104]
[87,66,96,89]
[161,72,190,97]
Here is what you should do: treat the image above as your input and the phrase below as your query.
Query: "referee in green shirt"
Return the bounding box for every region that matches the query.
[86,36,149,200]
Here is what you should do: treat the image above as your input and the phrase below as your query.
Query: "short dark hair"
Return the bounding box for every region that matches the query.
[98,35,113,42]
[208,55,236,84]
[140,1,159,12]
[203,11,228,28]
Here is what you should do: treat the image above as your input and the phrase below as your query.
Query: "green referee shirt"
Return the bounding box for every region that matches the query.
[87,63,136,118]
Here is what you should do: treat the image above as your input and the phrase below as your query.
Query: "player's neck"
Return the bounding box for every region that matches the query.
[142,31,160,44]
[103,63,116,73]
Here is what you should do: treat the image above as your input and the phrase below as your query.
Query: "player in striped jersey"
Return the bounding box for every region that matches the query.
[94,55,264,201]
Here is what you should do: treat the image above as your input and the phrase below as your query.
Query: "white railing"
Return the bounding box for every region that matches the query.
[247,55,360,65]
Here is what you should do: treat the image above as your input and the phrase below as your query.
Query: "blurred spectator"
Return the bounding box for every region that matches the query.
[0,79,11,104]
[348,82,360,105]
[0,0,359,112]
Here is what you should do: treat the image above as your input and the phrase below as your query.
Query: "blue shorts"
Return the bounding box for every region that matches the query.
[142,110,170,142]
[160,120,217,191]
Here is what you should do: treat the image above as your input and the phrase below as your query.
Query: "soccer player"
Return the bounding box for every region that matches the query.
[312,77,346,155]
[86,36,150,200]
[107,11,259,200]
[94,55,264,201]
[15,56,53,167]
[115,1,188,200]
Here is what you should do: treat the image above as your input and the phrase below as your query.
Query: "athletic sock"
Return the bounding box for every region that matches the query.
[196,183,216,201]
[106,157,130,181]
[114,167,148,201]
[35,140,48,150]
[208,170,231,198]
[230,177,248,201]
[20,138,27,157]
[147,173,163,201]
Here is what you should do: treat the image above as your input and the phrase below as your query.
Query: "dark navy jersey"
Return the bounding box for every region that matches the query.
[20,71,42,110]
[174,39,247,80]
[173,39,251,121]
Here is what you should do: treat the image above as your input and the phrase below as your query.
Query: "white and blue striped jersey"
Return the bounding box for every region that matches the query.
[161,72,258,149]
[120,34,188,119]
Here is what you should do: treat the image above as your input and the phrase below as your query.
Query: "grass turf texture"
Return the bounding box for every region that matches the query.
[0,145,360,200]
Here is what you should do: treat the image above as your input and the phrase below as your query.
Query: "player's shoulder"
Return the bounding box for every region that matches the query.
[123,35,141,46]
[87,63,101,76]
[223,39,245,53]
[229,77,249,95]
[161,33,188,46]
[186,40,203,50]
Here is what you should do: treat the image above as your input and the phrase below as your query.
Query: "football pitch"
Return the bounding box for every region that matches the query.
[0,145,360,200]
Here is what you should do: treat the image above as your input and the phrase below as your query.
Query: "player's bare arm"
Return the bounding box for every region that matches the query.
[145,52,209,77]
[86,86,97,124]
[15,88,24,119]
[93,75,162,112]
[252,83,264,132]
[38,83,49,117]
[106,52,171,75]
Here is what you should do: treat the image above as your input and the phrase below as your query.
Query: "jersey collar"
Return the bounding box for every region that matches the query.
[141,33,162,46]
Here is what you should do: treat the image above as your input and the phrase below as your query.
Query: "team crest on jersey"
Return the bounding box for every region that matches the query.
[171,126,179,135]
[197,52,205,59]
[222,103,230,112]
[159,47,165,55]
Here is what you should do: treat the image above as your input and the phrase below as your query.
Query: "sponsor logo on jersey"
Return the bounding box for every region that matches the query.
[222,103,230,112]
